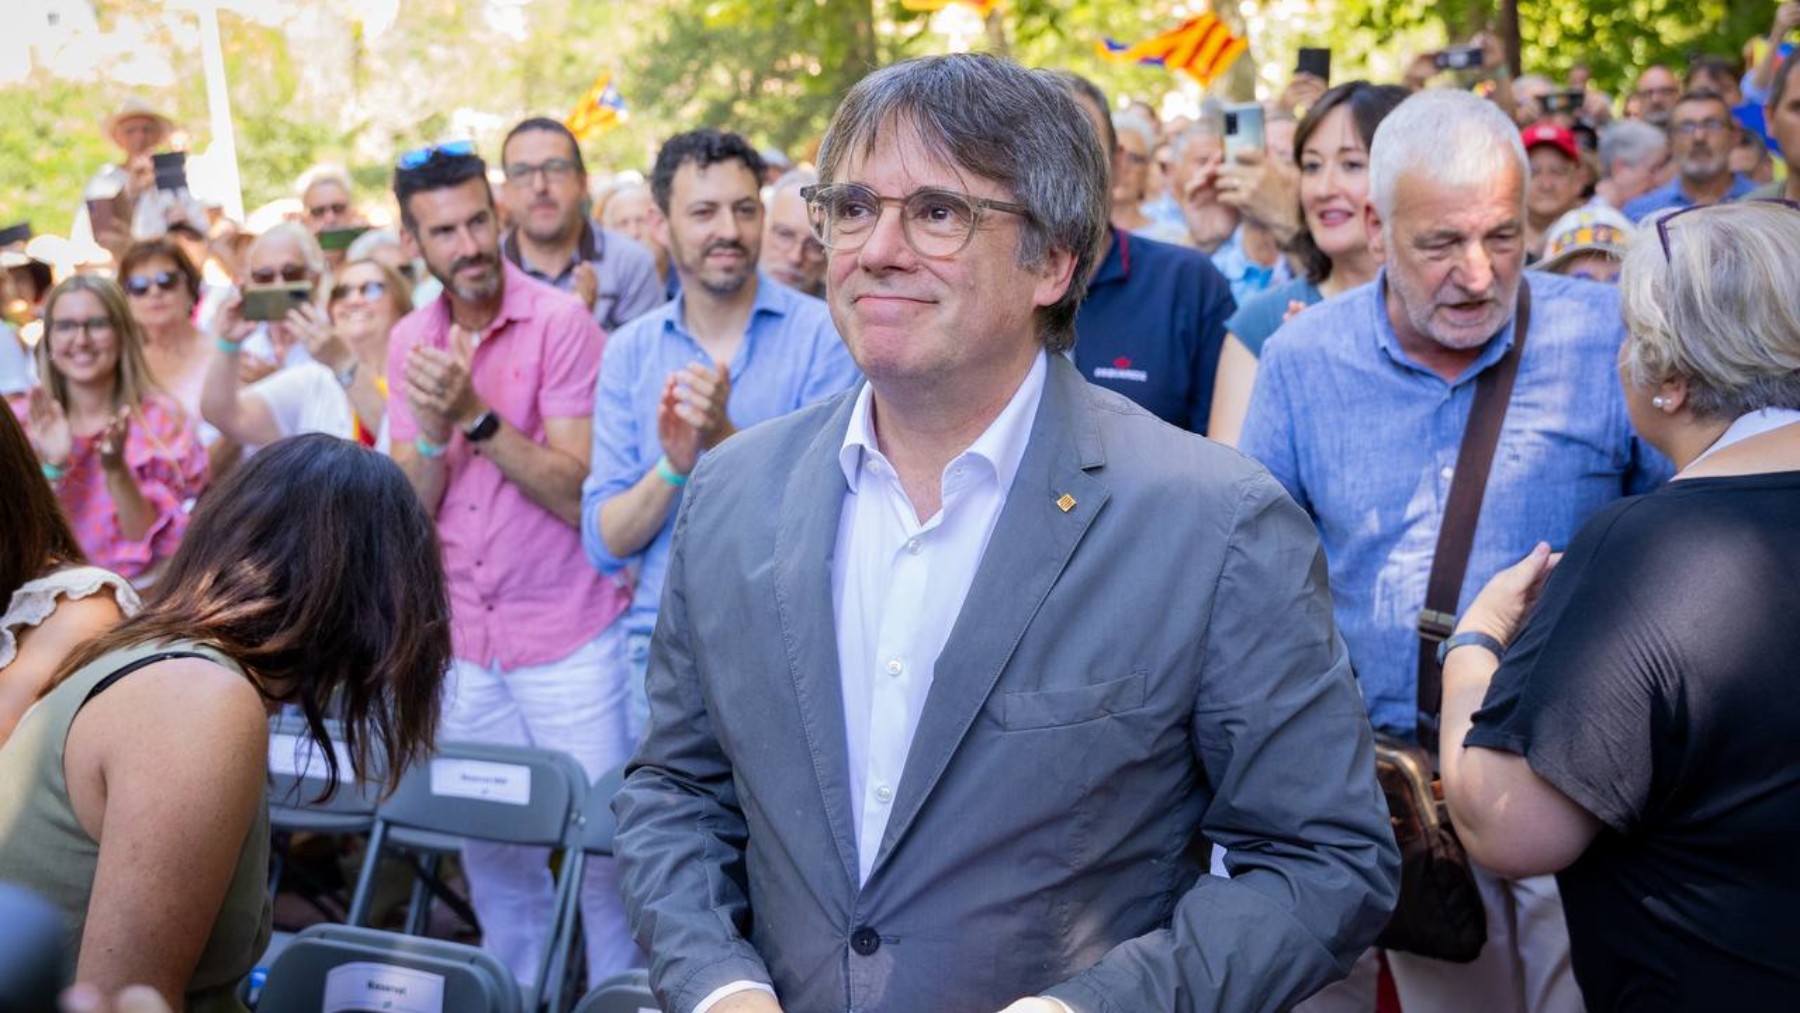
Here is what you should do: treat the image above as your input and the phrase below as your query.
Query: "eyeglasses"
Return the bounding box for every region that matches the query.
[503,159,579,186]
[1656,198,1800,261]
[125,271,183,297]
[1634,85,1679,99]
[1670,117,1733,138]
[331,280,388,302]
[766,223,824,259]
[396,140,477,171]
[249,264,313,285]
[308,202,350,219]
[800,183,1030,259]
[51,317,115,337]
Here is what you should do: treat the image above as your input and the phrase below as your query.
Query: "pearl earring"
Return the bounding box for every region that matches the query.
[1652,396,1668,408]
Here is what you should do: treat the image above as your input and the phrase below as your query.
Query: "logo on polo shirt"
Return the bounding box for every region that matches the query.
[1094,355,1148,383]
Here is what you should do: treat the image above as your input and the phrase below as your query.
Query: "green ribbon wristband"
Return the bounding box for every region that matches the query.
[216,337,243,354]
[414,435,449,459]
[42,460,67,481]
[654,455,688,487]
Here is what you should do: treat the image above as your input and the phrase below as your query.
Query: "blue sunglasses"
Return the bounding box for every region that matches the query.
[396,140,477,171]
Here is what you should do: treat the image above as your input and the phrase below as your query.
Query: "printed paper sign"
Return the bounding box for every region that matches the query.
[322,961,445,1013]
[269,733,356,782]
[428,758,533,806]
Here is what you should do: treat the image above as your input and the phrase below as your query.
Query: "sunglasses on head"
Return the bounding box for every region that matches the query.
[125,271,183,297]
[396,140,477,171]
[250,264,312,285]
[330,280,388,302]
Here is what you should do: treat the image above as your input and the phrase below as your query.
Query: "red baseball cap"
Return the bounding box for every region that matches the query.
[1521,121,1580,162]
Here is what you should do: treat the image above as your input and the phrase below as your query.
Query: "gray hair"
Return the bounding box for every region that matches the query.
[248,221,329,300]
[297,163,353,201]
[1168,118,1223,163]
[815,53,1108,353]
[1619,203,1800,419]
[768,167,818,201]
[1113,110,1157,154]
[1369,90,1528,227]
[1597,120,1667,174]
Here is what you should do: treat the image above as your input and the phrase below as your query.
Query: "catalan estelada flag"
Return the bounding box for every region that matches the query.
[900,0,1002,15]
[566,71,628,141]
[1097,14,1248,87]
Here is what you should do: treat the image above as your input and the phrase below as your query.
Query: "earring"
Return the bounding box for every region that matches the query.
[1652,396,1668,409]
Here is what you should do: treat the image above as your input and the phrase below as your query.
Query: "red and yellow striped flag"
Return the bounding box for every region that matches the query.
[1097,15,1248,87]
[900,0,1002,15]
[566,70,628,141]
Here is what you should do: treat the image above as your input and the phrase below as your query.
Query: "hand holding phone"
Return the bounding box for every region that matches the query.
[1223,103,1266,163]
[241,284,312,323]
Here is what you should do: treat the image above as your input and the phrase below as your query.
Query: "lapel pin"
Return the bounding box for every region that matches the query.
[1056,493,1077,513]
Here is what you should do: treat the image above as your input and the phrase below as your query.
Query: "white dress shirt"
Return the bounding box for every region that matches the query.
[692,352,1054,1013]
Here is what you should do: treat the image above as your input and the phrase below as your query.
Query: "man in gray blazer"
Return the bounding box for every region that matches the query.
[613,53,1399,1013]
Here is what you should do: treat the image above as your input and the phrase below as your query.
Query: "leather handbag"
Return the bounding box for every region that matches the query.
[1371,282,1532,964]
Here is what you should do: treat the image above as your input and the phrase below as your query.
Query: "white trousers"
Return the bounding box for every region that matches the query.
[1386,866,1582,1013]
[441,624,638,987]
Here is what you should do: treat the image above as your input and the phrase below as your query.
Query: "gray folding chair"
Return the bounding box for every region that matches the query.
[255,923,522,1013]
[347,741,590,1012]
[266,715,381,915]
[539,765,628,1013]
[570,970,659,1013]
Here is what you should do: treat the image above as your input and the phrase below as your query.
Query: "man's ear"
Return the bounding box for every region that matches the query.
[651,205,671,250]
[1365,202,1387,264]
[1032,246,1081,310]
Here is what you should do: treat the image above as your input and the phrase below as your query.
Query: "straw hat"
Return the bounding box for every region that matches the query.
[104,97,174,150]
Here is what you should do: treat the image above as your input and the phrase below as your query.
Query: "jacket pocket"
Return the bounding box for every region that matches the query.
[999,671,1148,731]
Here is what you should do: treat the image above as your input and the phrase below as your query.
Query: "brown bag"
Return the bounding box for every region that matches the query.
[1372,283,1532,964]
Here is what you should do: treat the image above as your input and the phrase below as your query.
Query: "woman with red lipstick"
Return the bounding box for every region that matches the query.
[1209,82,1410,446]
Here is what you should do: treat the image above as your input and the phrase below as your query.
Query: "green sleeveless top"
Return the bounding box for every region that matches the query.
[0,639,273,1012]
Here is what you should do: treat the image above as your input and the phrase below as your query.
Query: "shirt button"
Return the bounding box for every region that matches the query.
[1440,466,1454,481]
[885,658,903,676]
[875,784,894,803]
[905,538,922,555]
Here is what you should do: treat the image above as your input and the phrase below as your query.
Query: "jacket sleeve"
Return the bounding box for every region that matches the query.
[611,455,773,1012]
[1046,471,1399,1013]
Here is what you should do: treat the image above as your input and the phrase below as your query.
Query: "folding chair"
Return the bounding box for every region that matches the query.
[266,715,381,910]
[347,742,590,1012]
[255,923,522,1013]
[539,766,628,1013]
[570,970,659,1013]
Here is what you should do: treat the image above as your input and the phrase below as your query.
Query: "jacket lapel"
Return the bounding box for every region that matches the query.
[771,391,863,891]
[873,356,1110,875]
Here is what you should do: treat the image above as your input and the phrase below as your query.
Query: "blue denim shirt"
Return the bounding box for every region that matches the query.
[1240,271,1671,736]
[582,274,862,635]
[1621,174,1758,222]
[1209,225,1286,306]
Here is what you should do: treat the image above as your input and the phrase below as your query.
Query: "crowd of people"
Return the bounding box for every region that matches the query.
[2,10,1799,1013]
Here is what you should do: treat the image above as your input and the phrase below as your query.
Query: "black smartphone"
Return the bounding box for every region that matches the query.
[242,283,312,322]
[1296,48,1332,84]
[152,151,188,192]
[318,226,370,252]
[1541,90,1586,114]
[1435,45,1484,72]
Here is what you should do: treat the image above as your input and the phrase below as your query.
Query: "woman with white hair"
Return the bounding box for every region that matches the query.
[1440,200,1800,1008]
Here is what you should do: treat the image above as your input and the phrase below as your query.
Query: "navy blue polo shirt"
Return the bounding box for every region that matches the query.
[1073,228,1236,434]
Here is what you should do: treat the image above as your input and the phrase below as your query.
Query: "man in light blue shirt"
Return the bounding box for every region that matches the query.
[1622,90,1758,221]
[582,129,859,740]
[1241,89,1669,1013]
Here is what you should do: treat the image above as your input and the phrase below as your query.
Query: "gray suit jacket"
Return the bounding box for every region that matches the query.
[614,355,1398,1013]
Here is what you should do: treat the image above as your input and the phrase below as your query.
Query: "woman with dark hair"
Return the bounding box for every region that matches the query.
[18,275,207,587]
[1207,81,1411,445]
[0,434,452,1012]
[0,408,136,744]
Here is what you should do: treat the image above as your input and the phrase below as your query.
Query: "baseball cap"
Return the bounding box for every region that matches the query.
[1534,204,1633,274]
[1521,121,1580,162]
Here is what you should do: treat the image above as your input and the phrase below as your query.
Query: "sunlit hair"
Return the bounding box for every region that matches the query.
[816,53,1108,353]
[118,238,202,305]
[53,435,453,797]
[297,163,354,203]
[1370,89,1528,233]
[0,407,85,604]
[247,221,330,302]
[35,275,166,414]
[1619,203,1800,419]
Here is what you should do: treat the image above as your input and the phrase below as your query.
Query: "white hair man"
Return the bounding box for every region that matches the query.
[760,168,826,297]
[1593,120,1671,210]
[1241,88,1671,1013]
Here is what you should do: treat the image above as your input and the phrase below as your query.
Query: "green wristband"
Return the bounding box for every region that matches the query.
[216,337,243,354]
[654,455,688,487]
[414,435,449,459]
[42,460,67,481]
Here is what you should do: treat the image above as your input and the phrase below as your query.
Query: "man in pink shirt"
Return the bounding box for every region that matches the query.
[386,141,634,986]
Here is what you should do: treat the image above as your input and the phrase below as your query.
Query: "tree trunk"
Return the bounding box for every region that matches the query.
[1214,1,1256,102]
[1500,0,1523,77]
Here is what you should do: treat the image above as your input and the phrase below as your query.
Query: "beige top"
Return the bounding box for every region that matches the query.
[0,639,272,1012]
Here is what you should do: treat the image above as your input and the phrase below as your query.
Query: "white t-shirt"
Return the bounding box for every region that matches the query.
[248,361,354,440]
[0,324,32,395]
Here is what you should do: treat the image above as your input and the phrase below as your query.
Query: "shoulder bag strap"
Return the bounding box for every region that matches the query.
[1415,281,1532,744]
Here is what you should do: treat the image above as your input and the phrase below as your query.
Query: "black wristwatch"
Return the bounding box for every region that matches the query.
[463,409,500,443]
